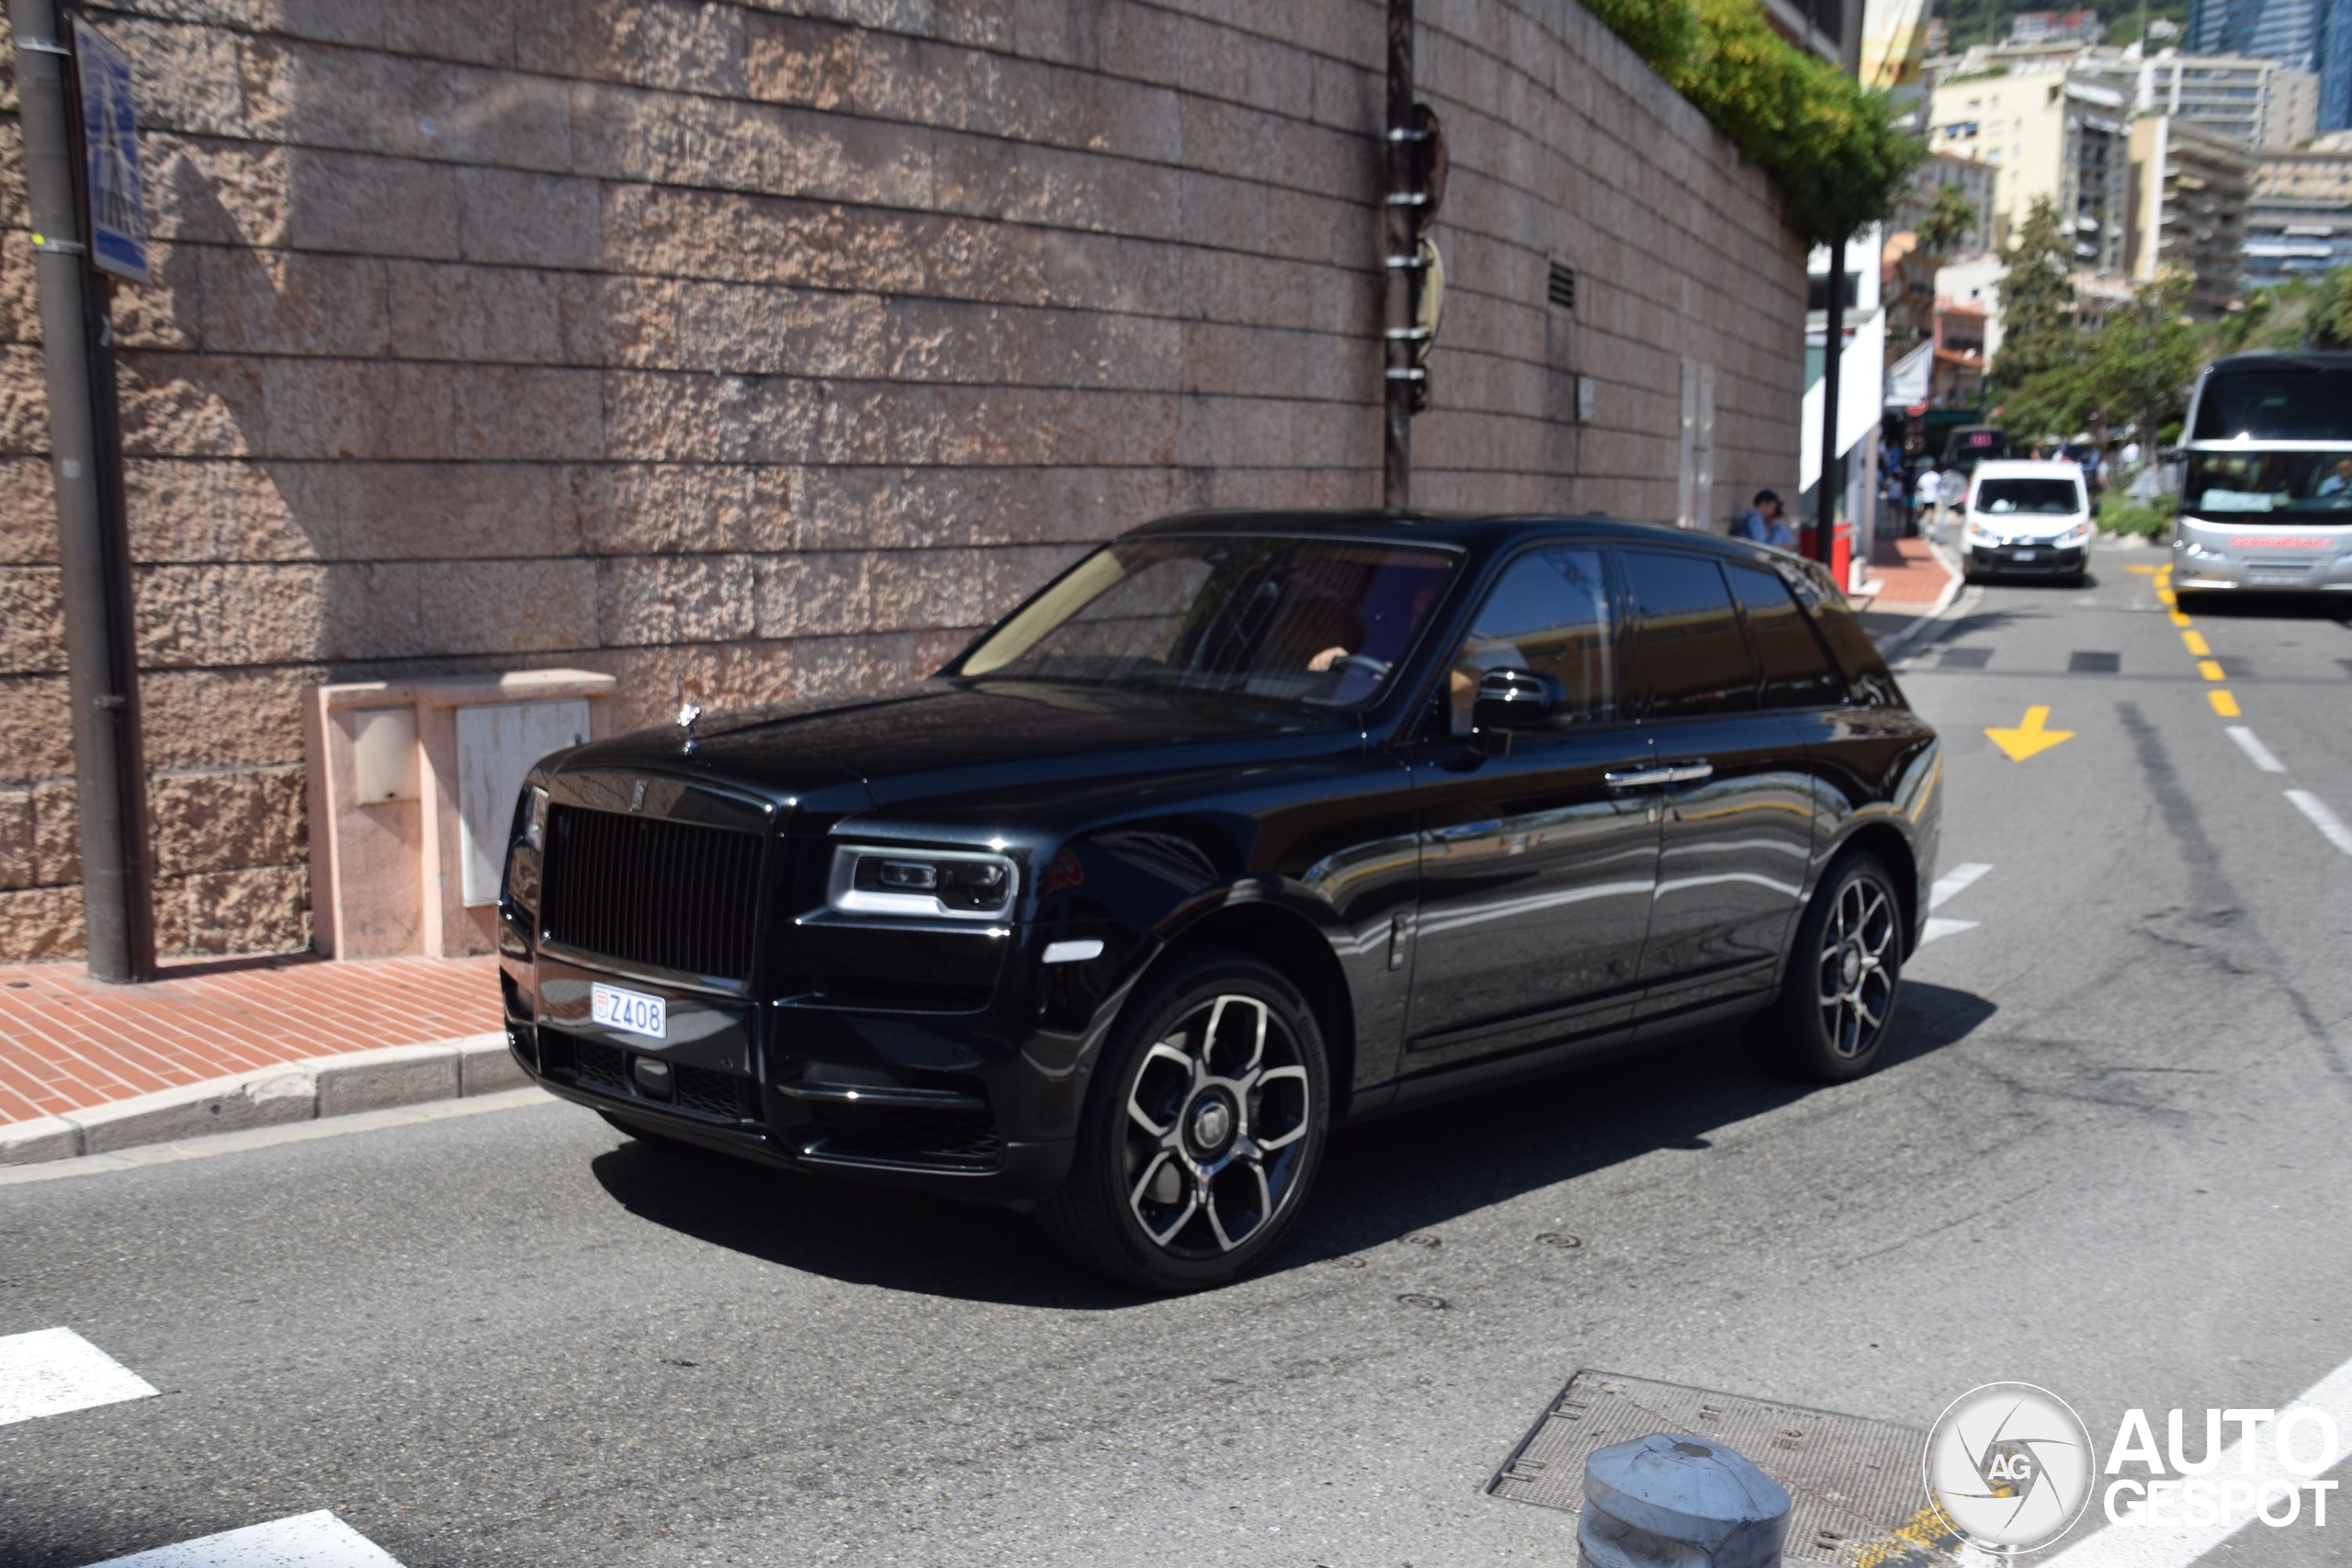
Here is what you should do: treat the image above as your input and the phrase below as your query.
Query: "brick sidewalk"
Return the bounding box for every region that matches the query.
[1862,536,1958,606]
[0,953,500,1127]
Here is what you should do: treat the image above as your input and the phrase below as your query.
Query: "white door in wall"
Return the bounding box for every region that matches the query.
[456,700,591,907]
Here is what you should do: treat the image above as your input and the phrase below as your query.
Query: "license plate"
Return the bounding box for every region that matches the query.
[2013,549,2036,561]
[590,982,666,1040]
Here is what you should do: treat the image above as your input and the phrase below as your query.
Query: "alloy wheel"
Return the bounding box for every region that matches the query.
[1816,874,1898,1059]
[1123,993,1312,1258]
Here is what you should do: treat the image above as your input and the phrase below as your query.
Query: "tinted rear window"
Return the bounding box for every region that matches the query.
[1973,478,2082,515]
[1622,549,1758,718]
[1727,564,1841,708]
[1783,570,1900,709]
[2191,369,2352,443]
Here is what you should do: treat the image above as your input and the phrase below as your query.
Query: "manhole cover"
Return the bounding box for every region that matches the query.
[1487,1371,1967,1564]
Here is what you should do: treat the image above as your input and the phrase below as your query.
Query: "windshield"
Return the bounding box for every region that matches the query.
[2182,451,2352,522]
[957,536,1460,706]
[1941,428,2009,468]
[2191,368,2352,442]
[1973,478,2082,515]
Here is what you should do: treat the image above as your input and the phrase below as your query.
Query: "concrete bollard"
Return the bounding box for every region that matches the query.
[1577,1431,1792,1568]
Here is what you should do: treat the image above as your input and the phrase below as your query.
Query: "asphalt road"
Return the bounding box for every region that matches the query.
[5,539,2349,1567]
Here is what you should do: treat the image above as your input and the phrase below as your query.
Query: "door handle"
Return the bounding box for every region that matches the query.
[1655,761,1714,785]
[1603,767,1678,790]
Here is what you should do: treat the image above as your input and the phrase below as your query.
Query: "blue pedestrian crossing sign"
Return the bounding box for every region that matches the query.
[72,18,151,284]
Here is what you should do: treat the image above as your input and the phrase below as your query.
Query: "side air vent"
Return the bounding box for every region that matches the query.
[1547,262,1577,310]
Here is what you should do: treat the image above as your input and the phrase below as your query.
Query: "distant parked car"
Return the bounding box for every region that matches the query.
[1962,459,2093,586]
[497,511,1942,1291]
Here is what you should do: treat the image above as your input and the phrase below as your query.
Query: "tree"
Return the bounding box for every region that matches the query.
[1989,197,2076,398]
[2003,276,2200,442]
[1915,182,1979,261]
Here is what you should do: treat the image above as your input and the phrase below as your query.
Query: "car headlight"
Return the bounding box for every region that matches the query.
[525,784,550,850]
[1964,520,1996,545]
[2058,521,2091,545]
[831,846,1017,919]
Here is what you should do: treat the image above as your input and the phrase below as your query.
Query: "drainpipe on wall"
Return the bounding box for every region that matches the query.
[1382,0,1418,509]
[1815,238,1846,570]
[6,0,157,981]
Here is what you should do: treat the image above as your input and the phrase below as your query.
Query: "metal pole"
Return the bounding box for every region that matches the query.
[1815,235,1846,568]
[1382,0,1415,510]
[7,0,157,981]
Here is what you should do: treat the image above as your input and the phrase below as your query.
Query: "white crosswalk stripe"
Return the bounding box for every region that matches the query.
[0,1327,158,1427]
[1918,862,1991,947]
[78,1511,403,1568]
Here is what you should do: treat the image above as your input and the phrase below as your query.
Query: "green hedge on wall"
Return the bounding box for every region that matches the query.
[1583,0,1924,246]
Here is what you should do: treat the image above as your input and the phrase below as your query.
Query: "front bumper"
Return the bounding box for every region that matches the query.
[501,953,1082,1201]
[1967,541,2086,576]
[2170,547,2352,592]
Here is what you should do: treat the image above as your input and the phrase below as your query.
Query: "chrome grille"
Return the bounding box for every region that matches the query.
[540,805,763,982]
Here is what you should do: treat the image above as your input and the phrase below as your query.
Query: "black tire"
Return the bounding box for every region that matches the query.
[1754,852,1906,1083]
[1037,948,1331,1292]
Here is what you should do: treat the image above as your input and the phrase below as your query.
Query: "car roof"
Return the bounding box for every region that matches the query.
[1124,508,1793,568]
[2207,351,2352,376]
[1969,459,2086,481]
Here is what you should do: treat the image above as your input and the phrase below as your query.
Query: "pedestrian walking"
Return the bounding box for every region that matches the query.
[1915,467,1941,528]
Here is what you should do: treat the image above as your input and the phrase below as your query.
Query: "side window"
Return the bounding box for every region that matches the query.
[1621,549,1758,719]
[1726,563,1841,708]
[1782,568,1902,708]
[1443,547,1615,737]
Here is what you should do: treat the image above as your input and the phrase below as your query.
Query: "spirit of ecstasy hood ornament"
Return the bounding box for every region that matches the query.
[676,702,702,752]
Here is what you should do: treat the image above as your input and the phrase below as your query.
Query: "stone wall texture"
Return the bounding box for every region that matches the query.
[0,0,1807,962]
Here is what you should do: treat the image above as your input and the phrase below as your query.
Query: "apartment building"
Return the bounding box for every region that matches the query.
[2134,49,2317,147]
[2245,144,2352,283]
[2127,117,2256,315]
[1929,60,2132,264]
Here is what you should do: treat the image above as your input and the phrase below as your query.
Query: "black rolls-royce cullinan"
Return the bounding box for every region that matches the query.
[497,511,1941,1291]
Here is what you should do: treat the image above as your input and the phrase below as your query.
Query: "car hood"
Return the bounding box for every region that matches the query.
[553,680,1361,812]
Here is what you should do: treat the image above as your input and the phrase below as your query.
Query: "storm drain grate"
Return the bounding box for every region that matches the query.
[2068,650,2120,673]
[1487,1371,1963,1564]
[1935,646,1993,669]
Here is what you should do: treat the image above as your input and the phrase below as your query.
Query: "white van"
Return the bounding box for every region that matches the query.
[1961,458,2093,585]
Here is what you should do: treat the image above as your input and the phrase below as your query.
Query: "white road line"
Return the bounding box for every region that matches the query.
[1929,862,1993,910]
[2225,726,2286,773]
[0,1327,159,1427]
[1917,917,1979,947]
[2286,790,2352,857]
[2038,1353,2352,1568]
[80,1511,403,1567]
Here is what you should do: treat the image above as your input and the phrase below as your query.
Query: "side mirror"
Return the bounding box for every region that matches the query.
[1470,667,1565,755]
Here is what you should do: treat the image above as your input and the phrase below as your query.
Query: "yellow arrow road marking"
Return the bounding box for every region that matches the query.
[2182,630,2211,655]
[2210,689,2241,716]
[1986,705,2075,761]
[2197,658,2226,681]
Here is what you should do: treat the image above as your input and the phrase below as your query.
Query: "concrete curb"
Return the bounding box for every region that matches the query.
[0,1032,526,1168]
[1868,535,1970,662]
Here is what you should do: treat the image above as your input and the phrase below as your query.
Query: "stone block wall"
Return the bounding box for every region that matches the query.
[0,0,1806,962]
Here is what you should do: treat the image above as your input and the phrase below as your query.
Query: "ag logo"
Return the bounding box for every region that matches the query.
[1924,1382,2096,1553]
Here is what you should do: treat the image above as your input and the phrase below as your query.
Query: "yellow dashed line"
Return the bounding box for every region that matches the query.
[2198,658,2226,681]
[2169,610,2194,626]
[2182,630,2211,655]
[2156,588,2177,605]
[2125,563,2162,574]
[2211,689,2242,716]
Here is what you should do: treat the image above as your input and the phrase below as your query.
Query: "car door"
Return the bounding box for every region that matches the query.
[1399,544,1663,1066]
[1618,547,1818,1016]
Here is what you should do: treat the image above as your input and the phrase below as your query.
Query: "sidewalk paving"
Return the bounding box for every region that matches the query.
[0,953,499,1128]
